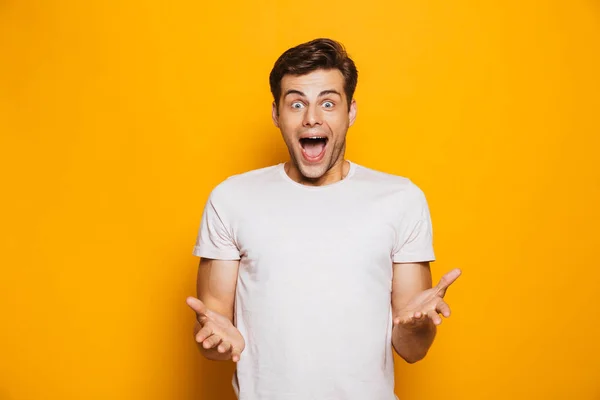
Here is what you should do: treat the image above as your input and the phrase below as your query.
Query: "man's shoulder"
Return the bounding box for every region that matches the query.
[210,164,281,197]
[352,162,423,194]
[352,163,430,214]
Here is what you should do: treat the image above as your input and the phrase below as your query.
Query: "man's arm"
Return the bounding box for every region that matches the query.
[391,262,436,363]
[391,262,461,363]
[197,257,239,320]
[189,257,242,361]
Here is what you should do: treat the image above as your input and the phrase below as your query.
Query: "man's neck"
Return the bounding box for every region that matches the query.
[284,159,350,187]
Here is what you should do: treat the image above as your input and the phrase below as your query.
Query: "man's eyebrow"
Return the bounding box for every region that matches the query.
[283,89,342,98]
[283,89,306,98]
[318,90,341,97]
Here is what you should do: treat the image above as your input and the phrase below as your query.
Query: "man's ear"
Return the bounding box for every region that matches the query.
[272,101,279,128]
[348,99,357,127]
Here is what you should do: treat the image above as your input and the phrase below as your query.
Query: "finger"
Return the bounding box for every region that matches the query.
[186,296,208,317]
[217,341,232,354]
[231,346,242,362]
[435,268,462,296]
[404,311,426,327]
[195,325,214,343]
[202,334,222,349]
[394,311,426,326]
[413,310,425,320]
[427,309,442,325]
[436,300,451,318]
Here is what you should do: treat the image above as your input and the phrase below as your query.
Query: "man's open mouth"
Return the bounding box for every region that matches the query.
[299,137,328,160]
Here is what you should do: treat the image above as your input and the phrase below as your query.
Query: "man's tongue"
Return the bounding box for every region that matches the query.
[303,140,325,158]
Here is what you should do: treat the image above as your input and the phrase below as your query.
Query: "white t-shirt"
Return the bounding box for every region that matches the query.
[193,161,435,400]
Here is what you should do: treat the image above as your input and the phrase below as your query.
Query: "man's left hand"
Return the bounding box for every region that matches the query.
[393,268,462,329]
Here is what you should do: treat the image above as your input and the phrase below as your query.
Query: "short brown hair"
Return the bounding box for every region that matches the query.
[269,38,358,111]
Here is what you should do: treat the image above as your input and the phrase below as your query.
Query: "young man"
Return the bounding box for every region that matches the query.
[186,38,461,400]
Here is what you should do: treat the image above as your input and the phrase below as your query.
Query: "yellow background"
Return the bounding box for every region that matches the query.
[1,1,599,399]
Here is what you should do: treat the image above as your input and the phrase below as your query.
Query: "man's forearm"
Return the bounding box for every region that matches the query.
[392,320,437,363]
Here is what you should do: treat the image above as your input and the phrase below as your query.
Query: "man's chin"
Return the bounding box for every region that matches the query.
[297,162,328,180]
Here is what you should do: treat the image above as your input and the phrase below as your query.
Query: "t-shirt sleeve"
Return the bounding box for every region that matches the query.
[192,190,241,260]
[392,185,436,263]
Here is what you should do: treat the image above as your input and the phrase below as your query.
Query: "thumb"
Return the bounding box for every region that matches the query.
[436,268,462,297]
[186,296,208,317]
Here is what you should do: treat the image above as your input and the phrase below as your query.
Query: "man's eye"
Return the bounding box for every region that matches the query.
[292,102,304,109]
[323,101,334,108]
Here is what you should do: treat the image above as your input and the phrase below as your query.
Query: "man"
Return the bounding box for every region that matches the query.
[186,38,461,400]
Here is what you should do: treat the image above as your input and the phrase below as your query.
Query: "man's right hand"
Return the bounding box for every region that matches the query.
[186,296,245,362]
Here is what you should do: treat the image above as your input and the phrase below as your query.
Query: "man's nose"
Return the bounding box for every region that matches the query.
[302,105,322,127]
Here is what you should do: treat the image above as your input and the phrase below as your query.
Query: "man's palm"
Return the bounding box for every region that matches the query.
[394,268,461,326]
[186,297,245,362]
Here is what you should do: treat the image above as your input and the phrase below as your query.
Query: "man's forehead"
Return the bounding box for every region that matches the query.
[281,69,345,92]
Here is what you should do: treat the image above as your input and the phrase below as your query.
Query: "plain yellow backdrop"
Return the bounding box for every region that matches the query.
[1,1,599,399]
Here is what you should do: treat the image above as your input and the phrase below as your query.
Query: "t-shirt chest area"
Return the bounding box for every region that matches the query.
[234,189,397,268]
